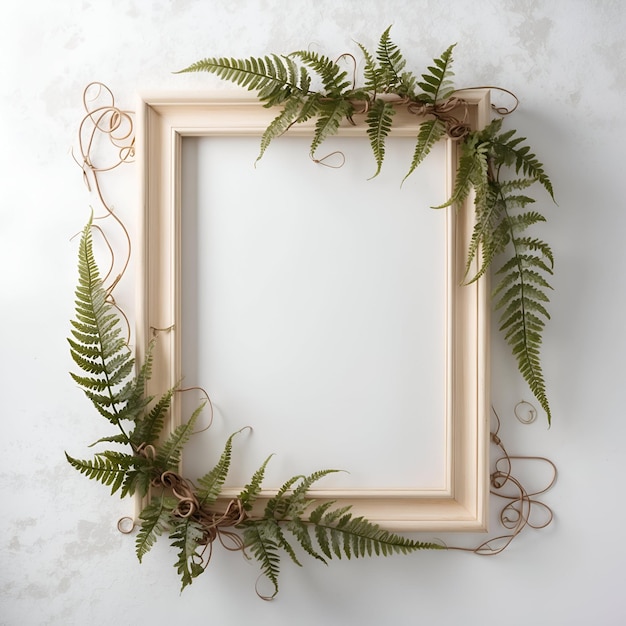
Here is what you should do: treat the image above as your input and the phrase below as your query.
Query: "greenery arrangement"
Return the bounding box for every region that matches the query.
[66,220,441,597]
[179,27,556,423]
[67,30,556,598]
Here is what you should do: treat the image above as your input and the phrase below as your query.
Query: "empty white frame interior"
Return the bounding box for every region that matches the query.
[137,93,490,531]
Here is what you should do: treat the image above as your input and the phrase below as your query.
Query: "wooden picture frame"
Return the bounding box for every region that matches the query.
[136,91,491,532]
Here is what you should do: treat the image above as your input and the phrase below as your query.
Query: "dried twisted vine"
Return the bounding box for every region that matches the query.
[72,82,135,337]
[447,407,556,555]
[155,471,247,550]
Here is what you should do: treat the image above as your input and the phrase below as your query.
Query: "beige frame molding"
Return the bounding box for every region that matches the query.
[136,91,491,532]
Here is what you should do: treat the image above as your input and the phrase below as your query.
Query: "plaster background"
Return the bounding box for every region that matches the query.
[1,1,625,624]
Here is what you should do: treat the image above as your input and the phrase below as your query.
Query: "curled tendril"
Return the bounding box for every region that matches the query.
[515,400,538,424]
[447,405,557,556]
[71,82,135,340]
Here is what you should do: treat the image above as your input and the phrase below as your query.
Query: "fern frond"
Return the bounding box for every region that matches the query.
[196,429,246,507]
[121,457,155,498]
[307,503,442,559]
[464,182,507,283]
[375,26,416,96]
[88,433,129,447]
[286,469,341,519]
[435,135,488,209]
[130,386,174,449]
[417,44,456,104]
[365,98,396,178]
[403,118,446,183]
[264,475,304,519]
[170,517,206,591]
[490,204,554,422]
[65,451,137,496]
[289,50,351,96]
[135,495,177,562]
[177,55,309,106]
[309,98,354,157]
[154,403,203,473]
[69,222,142,429]
[253,92,325,161]
[238,454,274,513]
[285,517,326,563]
[489,128,554,200]
[242,520,282,599]
[357,42,385,94]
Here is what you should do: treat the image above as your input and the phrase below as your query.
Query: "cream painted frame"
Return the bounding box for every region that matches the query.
[136,91,491,532]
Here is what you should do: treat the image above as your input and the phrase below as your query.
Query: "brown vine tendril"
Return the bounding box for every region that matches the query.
[72,81,135,313]
[514,400,537,424]
[151,470,247,555]
[447,405,556,555]
[335,52,359,91]
[177,385,215,434]
[310,150,347,168]
[454,85,520,116]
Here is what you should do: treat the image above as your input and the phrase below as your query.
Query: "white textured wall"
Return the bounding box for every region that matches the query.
[2,1,625,624]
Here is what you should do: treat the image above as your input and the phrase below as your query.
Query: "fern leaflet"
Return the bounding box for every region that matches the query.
[417,44,456,103]
[178,54,309,107]
[242,520,282,599]
[365,98,396,178]
[65,451,137,496]
[403,118,446,183]
[375,26,416,96]
[135,495,178,562]
[154,403,203,473]
[238,454,274,513]
[170,517,206,591]
[195,429,245,507]
[290,50,352,96]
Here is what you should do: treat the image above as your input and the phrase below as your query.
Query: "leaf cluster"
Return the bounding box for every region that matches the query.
[67,220,440,594]
[240,468,441,598]
[178,27,458,178]
[179,28,557,422]
[439,119,555,421]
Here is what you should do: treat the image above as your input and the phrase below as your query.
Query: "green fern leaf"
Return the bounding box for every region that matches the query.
[489,129,554,200]
[257,95,307,161]
[121,458,155,499]
[357,42,386,93]
[435,135,488,209]
[493,241,553,422]
[238,454,274,512]
[365,98,396,178]
[87,433,129,447]
[375,26,416,96]
[309,98,354,157]
[309,502,352,559]
[130,386,174,449]
[280,470,341,522]
[264,474,304,520]
[308,503,442,560]
[65,451,137,496]
[242,520,282,599]
[285,517,326,563]
[272,523,303,567]
[403,118,446,183]
[177,55,309,106]
[69,221,144,428]
[135,495,177,562]
[170,517,206,591]
[154,403,203,472]
[196,429,246,507]
[417,44,456,103]
[289,50,351,96]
